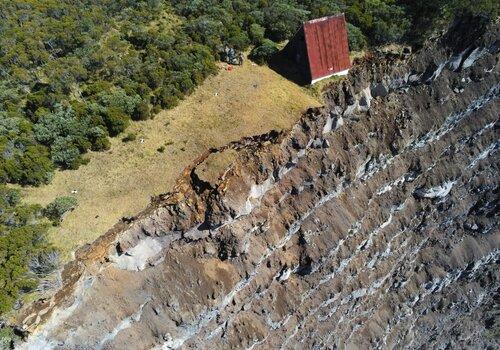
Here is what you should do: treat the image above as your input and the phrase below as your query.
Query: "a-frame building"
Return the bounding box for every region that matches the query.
[283,14,351,84]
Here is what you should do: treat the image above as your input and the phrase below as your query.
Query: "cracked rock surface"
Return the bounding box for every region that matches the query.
[17,15,499,350]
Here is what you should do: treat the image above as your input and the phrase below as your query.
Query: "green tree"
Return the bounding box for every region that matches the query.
[299,0,342,18]
[263,2,309,42]
[249,23,266,44]
[104,107,130,136]
[347,23,367,51]
[250,39,279,64]
[0,186,53,315]
[400,0,499,44]
[346,0,410,44]
[43,196,78,226]
[133,100,152,121]
[184,17,225,51]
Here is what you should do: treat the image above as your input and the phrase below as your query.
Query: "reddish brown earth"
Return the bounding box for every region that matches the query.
[16,16,499,350]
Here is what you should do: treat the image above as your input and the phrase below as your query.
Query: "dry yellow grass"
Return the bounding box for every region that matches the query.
[21,59,321,259]
[196,149,240,185]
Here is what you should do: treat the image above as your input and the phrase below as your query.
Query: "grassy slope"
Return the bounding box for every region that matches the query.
[20,58,320,259]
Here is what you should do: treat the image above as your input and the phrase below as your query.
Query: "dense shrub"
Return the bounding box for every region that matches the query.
[300,0,342,18]
[400,0,499,44]
[0,1,218,189]
[249,24,266,44]
[0,144,54,186]
[347,23,367,51]
[0,326,15,349]
[0,115,54,186]
[250,40,279,65]
[43,196,78,226]
[0,186,53,315]
[50,139,82,169]
[133,100,152,121]
[263,2,309,42]
[88,126,111,151]
[346,0,410,44]
[122,133,137,143]
[449,0,499,16]
[104,107,130,137]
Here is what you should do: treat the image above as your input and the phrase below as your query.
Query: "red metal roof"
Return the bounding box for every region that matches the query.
[303,14,351,82]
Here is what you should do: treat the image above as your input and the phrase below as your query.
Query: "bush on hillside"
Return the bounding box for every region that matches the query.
[249,24,265,44]
[250,40,279,65]
[122,133,137,143]
[0,186,53,315]
[263,2,309,42]
[347,23,367,51]
[346,0,410,44]
[43,196,78,226]
[0,326,16,350]
[301,0,341,18]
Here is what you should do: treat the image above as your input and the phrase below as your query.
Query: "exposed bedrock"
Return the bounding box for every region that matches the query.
[17,16,499,350]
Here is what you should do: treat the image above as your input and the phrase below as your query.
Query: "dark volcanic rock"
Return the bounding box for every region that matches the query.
[17,16,499,350]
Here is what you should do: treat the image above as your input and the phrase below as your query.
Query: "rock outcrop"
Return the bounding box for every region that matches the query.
[17,15,499,350]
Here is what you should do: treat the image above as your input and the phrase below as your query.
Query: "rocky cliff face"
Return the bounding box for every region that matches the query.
[17,16,499,350]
